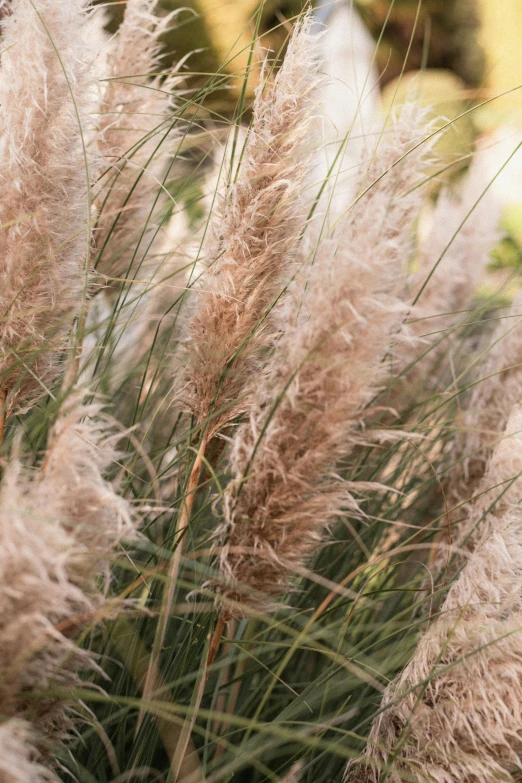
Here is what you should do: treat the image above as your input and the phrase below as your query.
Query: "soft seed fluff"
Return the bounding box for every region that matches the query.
[454,290,522,500]
[216,104,434,615]
[348,511,522,783]
[402,154,502,380]
[180,16,322,436]
[0,0,95,414]
[0,458,94,739]
[0,395,136,767]
[0,720,58,783]
[349,405,522,783]
[38,396,137,587]
[434,391,522,585]
[94,0,178,286]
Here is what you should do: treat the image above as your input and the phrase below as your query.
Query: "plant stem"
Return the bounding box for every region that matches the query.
[170,613,226,781]
[160,434,208,649]
[110,618,206,783]
[140,435,208,727]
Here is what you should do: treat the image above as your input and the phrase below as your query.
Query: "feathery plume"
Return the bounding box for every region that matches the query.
[94,0,178,287]
[0,395,136,768]
[398,140,506,385]
[0,458,95,739]
[430,318,522,580]
[454,291,522,498]
[0,0,95,416]
[349,404,522,782]
[216,103,434,615]
[456,403,522,547]
[180,16,322,436]
[38,395,136,584]
[348,507,522,782]
[0,720,57,783]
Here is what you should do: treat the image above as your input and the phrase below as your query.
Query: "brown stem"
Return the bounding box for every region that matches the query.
[160,434,208,651]
[139,436,208,731]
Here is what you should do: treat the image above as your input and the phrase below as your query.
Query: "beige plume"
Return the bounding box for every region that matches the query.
[94,0,179,289]
[180,15,322,437]
[0,393,137,771]
[350,404,522,783]
[216,103,434,615]
[0,0,96,417]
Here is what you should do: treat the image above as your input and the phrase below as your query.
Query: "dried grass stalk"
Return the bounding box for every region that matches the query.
[0,0,95,415]
[216,104,434,615]
[94,0,178,287]
[0,394,136,767]
[180,15,322,436]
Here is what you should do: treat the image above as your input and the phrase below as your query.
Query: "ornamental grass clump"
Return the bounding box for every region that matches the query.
[94,0,179,289]
[0,394,137,776]
[0,3,520,780]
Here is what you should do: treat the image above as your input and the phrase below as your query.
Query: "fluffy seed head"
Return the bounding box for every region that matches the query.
[0,393,136,761]
[216,103,435,615]
[180,15,322,436]
[37,394,137,588]
[0,0,95,413]
[455,291,522,498]
[0,720,58,783]
[94,0,178,286]
[349,508,522,783]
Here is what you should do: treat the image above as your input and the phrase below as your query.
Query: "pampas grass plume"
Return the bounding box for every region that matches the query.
[455,290,522,496]
[0,0,96,415]
[180,15,322,436]
[0,720,57,783]
[350,404,522,783]
[216,103,434,615]
[399,158,502,382]
[94,0,178,287]
[0,393,136,771]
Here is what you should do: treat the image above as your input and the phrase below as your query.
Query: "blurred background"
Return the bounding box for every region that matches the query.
[101,0,522,121]
[100,0,522,288]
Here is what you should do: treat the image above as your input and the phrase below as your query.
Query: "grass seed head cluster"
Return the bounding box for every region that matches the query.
[0,1,521,781]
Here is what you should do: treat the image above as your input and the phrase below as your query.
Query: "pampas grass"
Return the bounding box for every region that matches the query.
[216,103,434,615]
[180,14,322,437]
[0,720,57,783]
[1,3,521,779]
[454,290,522,497]
[0,0,95,417]
[94,0,178,289]
[0,394,136,775]
[348,404,522,782]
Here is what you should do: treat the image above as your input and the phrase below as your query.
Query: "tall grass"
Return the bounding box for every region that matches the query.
[1,1,522,781]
